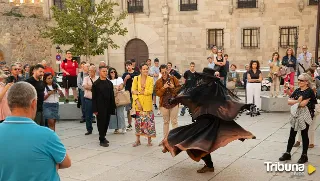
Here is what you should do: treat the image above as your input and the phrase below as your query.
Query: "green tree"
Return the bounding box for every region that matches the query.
[43,0,127,61]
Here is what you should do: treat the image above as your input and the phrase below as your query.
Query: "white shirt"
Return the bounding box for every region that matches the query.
[110,77,123,86]
[44,84,62,103]
[82,75,99,99]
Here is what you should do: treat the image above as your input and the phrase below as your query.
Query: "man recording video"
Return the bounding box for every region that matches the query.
[6,64,23,83]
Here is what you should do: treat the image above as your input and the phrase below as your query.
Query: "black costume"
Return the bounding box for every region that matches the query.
[92,78,116,144]
[162,68,256,168]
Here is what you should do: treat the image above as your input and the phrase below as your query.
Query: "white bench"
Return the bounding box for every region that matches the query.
[261,95,290,112]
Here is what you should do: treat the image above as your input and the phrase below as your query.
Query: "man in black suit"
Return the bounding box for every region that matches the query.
[92,66,116,147]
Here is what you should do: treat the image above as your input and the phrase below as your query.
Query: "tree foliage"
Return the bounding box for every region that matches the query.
[42,0,128,60]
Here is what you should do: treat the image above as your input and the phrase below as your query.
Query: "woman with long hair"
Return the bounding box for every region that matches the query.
[279,73,317,163]
[213,49,226,83]
[43,72,64,131]
[282,48,297,94]
[131,63,155,147]
[108,67,126,134]
[268,52,281,97]
[246,60,262,113]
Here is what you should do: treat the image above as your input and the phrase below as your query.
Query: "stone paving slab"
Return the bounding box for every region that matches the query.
[57,112,320,181]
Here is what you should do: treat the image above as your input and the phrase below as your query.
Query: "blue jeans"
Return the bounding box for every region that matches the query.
[79,90,85,120]
[84,98,93,132]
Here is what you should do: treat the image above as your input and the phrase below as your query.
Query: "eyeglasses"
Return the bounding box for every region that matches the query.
[298,79,307,82]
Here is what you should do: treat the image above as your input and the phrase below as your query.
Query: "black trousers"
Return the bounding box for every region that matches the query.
[287,124,310,155]
[97,113,111,143]
[201,154,214,168]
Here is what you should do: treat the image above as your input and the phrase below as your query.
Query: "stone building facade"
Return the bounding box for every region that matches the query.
[98,0,319,73]
[1,0,319,73]
[0,0,55,68]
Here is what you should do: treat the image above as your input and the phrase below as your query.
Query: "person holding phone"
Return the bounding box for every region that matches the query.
[156,64,181,145]
[43,73,64,131]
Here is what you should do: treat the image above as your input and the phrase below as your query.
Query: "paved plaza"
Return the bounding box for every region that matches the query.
[57,112,320,181]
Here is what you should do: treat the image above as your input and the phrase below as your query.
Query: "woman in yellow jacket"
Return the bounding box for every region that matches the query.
[131,63,155,147]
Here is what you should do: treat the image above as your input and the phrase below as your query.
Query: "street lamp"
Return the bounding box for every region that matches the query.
[56,45,62,72]
[315,0,320,64]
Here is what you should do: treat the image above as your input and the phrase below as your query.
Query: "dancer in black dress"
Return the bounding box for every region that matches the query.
[162,68,256,173]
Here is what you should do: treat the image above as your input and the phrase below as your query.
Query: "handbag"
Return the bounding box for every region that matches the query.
[115,90,131,107]
[226,81,236,90]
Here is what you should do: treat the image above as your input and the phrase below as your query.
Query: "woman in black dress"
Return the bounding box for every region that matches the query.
[279,73,317,164]
[162,68,256,173]
[213,49,227,84]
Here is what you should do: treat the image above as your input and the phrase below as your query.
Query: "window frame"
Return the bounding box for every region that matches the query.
[53,0,64,10]
[127,0,144,13]
[237,0,258,9]
[279,26,298,48]
[180,0,198,11]
[207,29,224,50]
[309,0,318,5]
[241,27,260,49]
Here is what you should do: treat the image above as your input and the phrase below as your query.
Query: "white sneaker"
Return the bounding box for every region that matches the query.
[122,128,127,134]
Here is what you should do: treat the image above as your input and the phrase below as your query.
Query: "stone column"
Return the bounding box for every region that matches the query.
[42,0,51,19]
[162,1,169,63]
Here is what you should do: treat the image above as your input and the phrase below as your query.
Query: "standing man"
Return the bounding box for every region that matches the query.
[25,64,45,125]
[122,60,139,130]
[150,58,160,110]
[297,45,312,76]
[209,46,218,61]
[61,50,78,103]
[156,64,181,143]
[77,63,89,123]
[92,66,116,147]
[83,65,99,135]
[131,59,140,74]
[180,62,197,116]
[0,82,71,181]
[6,64,23,83]
[41,60,55,76]
[167,62,182,79]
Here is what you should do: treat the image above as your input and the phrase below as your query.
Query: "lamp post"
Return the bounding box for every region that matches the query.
[315,0,320,64]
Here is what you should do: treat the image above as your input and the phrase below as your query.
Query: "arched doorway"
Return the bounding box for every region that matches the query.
[125,38,149,67]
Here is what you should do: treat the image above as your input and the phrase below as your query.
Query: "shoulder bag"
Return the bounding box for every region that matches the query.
[114,78,131,107]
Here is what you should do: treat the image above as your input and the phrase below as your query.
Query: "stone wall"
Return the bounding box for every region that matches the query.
[102,0,319,73]
[0,1,53,67]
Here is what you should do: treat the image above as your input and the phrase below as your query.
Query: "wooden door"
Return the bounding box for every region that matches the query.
[125,38,149,67]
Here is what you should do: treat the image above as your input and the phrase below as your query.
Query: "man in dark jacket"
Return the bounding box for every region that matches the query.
[92,66,116,147]
[25,64,45,125]
[167,62,181,79]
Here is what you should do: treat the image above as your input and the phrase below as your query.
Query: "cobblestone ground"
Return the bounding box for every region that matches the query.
[56,111,320,181]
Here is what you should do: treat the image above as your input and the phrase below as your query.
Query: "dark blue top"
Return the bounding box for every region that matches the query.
[282,56,297,70]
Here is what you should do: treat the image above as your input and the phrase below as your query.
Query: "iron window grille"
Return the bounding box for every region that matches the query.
[309,0,318,5]
[241,28,260,49]
[127,0,143,13]
[279,27,298,48]
[237,0,258,8]
[53,0,64,10]
[207,29,224,49]
[180,0,197,11]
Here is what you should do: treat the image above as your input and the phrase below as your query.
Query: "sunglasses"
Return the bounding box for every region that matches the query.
[298,79,307,82]
[110,71,115,73]
[0,62,6,65]
[3,69,9,72]
[14,68,20,71]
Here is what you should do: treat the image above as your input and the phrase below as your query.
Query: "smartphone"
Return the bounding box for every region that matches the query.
[167,77,171,84]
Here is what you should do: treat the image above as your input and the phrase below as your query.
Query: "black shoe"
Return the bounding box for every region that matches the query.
[92,120,96,123]
[85,131,92,135]
[65,99,69,104]
[74,99,78,103]
[80,120,85,123]
[279,152,291,161]
[180,112,185,116]
[100,142,109,147]
[297,154,308,164]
